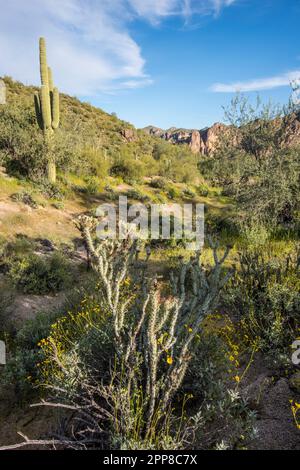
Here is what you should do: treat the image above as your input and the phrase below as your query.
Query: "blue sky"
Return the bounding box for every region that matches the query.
[0,0,299,129]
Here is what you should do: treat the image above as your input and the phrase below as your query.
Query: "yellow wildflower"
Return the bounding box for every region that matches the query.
[167,356,173,365]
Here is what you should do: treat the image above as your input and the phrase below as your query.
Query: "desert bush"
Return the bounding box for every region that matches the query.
[0,309,62,399]
[149,176,167,189]
[52,201,65,210]
[124,187,150,202]
[188,334,257,449]
[0,101,45,178]
[222,245,300,366]
[78,147,110,178]
[80,176,100,195]
[182,187,196,199]
[166,185,180,200]
[204,94,300,229]
[103,184,118,201]
[196,183,209,197]
[8,252,73,294]
[38,180,67,200]
[11,191,38,208]
[0,235,34,259]
[205,212,239,241]
[237,148,300,228]
[0,280,99,401]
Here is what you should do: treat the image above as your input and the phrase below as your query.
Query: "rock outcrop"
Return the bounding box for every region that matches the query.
[142,124,230,155]
[200,123,228,155]
[121,128,137,142]
[281,112,300,148]
[142,111,300,156]
[143,126,204,154]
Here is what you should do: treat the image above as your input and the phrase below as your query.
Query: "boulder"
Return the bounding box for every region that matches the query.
[121,128,137,142]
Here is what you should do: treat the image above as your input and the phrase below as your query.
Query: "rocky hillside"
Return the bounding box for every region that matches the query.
[142,124,227,155]
[143,111,300,155]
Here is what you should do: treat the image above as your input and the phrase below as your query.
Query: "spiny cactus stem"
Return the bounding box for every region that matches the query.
[39,37,48,87]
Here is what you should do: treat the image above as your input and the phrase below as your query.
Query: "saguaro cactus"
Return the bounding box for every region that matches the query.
[34,37,60,183]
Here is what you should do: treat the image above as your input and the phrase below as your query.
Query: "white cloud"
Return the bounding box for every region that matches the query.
[0,0,148,95]
[0,0,237,96]
[128,0,180,19]
[128,0,237,21]
[211,70,300,93]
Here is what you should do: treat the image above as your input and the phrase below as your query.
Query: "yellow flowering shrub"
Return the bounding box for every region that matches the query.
[290,400,300,430]
[37,293,108,385]
[202,313,259,385]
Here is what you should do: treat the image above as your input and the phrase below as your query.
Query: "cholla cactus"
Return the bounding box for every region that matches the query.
[75,215,232,432]
[34,37,60,183]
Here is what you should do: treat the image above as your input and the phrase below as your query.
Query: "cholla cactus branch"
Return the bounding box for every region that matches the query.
[75,216,138,346]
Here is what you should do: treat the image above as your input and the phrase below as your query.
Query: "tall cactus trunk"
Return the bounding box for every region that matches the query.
[45,129,56,183]
[47,162,56,183]
[34,38,60,183]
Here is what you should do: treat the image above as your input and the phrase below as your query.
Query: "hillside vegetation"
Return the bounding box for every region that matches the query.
[0,77,199,184]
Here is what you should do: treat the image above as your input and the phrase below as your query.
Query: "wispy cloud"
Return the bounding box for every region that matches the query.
[0,0,237,96]
[211,70,300,93]
[128,0,237,22]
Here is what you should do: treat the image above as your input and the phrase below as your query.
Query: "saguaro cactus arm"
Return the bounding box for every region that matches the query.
[51,87,60,129]
[34,92,43,130]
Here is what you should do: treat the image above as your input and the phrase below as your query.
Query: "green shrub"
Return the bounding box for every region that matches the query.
[182,187,196,199]
[104,184,118,201]
[149,176,167,189]
[52,201,65,210]
[9,252,73,294]
[39,180,66,200]
[186,332,256,450]
[83,176,99,195]
[11,191,38,208]
[222,246,300,366]
[166,185,180,200]
[124,188,149,202]
[196,183,209,197]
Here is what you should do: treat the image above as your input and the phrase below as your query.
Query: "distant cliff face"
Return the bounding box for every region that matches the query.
[142,123,229,155]
[142,112,300,155]
[281,112,300,148]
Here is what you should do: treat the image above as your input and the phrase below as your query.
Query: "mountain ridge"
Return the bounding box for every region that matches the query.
[142,123,229,155]
[142,111,300,155]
